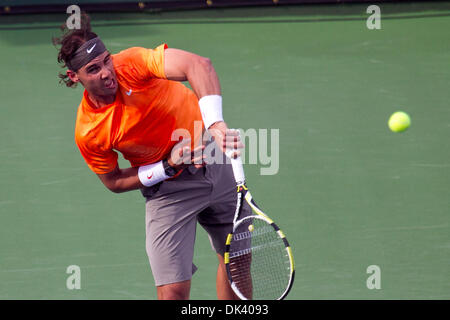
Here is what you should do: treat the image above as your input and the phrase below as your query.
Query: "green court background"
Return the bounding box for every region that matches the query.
[1,2,449,299]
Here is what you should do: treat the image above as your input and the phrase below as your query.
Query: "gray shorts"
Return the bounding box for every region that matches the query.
[142,162,249,286]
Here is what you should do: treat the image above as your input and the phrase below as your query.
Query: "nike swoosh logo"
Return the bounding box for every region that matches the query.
[126,89,132,96]
[147,172,153,180]
[86,43,96,54]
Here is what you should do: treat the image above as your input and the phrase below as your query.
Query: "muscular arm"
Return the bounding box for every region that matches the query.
[97,144,206,193]
[164,48,221,98]
[164,48,239,154]
[97,166,142,193]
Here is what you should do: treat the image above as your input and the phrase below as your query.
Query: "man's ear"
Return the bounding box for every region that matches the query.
[67,69,79,83]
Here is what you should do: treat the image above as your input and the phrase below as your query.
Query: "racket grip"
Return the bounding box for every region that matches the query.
[226,151,246,184]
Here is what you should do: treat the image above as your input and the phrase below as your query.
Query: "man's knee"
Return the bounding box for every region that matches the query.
[157,280,191,300]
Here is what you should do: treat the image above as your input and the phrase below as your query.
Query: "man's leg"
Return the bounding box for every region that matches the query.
[216,254,239,300]
[144,168,211,300]
[157,280,191,300]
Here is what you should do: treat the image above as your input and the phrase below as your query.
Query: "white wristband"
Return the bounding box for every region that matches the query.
[138,161,169,187]
[198,95,224,129]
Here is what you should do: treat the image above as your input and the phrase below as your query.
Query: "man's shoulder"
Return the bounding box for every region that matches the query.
[112,44,167,66]
[112,47,150,86]
[112,47,147,65]
[113,45,167,88]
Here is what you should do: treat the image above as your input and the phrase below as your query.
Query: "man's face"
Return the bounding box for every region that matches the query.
[68,51,117,98]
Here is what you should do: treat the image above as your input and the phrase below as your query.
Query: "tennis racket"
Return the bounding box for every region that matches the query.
[224,149,295,300]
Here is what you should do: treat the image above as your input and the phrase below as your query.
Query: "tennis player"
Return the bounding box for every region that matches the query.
[54,14,246,300]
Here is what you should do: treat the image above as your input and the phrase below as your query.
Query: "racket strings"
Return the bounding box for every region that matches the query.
[229,218,291,300]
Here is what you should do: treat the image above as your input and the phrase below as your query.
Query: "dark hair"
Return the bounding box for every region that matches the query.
[53,12,98,88]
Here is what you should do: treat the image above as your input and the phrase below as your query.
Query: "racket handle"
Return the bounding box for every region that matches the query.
[226,150,246,185]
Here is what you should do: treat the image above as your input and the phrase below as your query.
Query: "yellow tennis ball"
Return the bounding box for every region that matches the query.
[388,111,411,132]
[248,224,254,232]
